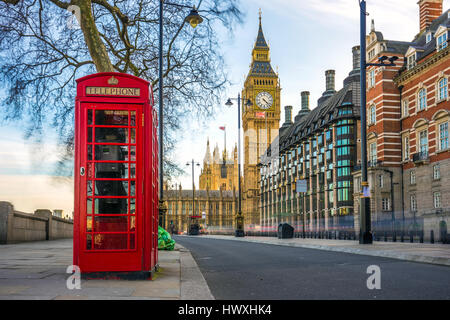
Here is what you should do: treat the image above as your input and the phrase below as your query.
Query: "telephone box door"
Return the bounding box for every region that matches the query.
[78,103,143,272]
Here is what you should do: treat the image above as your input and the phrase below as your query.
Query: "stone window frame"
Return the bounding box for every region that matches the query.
[436,76,449,104]
[436,30,448,52]
[433,191,442,209]
[418,129,429,155]
[401,99,409,119]
[417,87,427,112]
[410,194,417,212]
[413,119,429,156]
[438,121,449,151]
[407,52,416,70]
[369,141,377,164]
[402,133,410,161]
[378,174,384,188]
[410,170,416,185]
[381,197,391,211]
[433,163,440,180]
[433,110,450,152]
[368,103,376,125]
[368,69,375,88]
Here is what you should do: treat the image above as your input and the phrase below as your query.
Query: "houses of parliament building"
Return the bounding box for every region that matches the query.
[162,13,279,233]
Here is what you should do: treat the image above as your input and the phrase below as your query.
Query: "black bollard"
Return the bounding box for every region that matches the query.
[410,233,413,243]
[431,230,434,244]
[384,232,387,242]
[393,232,397,242]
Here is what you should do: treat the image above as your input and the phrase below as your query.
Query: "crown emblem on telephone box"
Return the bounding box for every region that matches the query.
[108,76,119,85]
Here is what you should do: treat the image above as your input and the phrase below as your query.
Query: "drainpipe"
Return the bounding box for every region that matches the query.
[383,169,395,241]
[399,85,405,241]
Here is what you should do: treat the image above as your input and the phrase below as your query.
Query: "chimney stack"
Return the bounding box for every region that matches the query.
[284,105,293,124]
[419,0,443,32]
[325,70,335,92]
[301,91,310,110]
[352,45,360,71]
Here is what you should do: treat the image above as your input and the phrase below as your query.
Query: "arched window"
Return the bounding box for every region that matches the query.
[418,88,427,111]
[438,78,448,102]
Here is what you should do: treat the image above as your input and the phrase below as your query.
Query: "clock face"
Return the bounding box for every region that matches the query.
[255,91,273,109]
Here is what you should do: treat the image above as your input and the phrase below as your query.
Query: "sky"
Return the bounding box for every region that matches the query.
[0,0,449,215]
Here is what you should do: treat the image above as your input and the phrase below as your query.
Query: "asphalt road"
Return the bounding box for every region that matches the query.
[174,235,450,300]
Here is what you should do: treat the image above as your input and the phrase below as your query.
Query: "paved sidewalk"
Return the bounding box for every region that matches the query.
[195,235,450,267]
[0,239,213,300]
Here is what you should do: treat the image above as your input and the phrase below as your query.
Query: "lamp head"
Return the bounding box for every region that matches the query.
[378,55,388,63]
[388,56,399,64]
[185,6,203,29]
[225,98,233,106]
[245,99,252,107]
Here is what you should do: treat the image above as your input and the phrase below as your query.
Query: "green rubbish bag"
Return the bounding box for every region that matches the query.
[158,226,175,251]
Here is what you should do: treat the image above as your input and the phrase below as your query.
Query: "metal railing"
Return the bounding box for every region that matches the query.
[412,151,429,163]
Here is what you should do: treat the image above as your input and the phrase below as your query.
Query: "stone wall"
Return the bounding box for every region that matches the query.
[0,201,73,244]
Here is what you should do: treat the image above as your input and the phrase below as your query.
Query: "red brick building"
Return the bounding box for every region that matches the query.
[355,0,450,242]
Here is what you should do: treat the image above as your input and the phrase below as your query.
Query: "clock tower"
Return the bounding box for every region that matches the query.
[242,11,281,227]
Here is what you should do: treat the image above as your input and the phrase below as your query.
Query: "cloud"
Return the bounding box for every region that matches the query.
[0,175,74,216]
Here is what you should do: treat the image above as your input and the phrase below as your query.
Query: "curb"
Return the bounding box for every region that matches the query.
[176,244,215,300]
[192,235,450,267]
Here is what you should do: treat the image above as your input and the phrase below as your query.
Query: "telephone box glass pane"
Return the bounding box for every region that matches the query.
[88,109,93,125]
[88,127,93,142]
[86,216,92,232]
[130,180,135,196]
[87,181,93,196]
[95,145,127,161]
[95,127,128,143]
[87,198,92,214]
[130,163,136,178]
[95,110,128,126]
[130,129,136,143]
[87,145,93,160]
[94,163,128,179]
[93,233,128,250]
[94,198,128,214]
[130,111,136,126]
[94,180,128,196]
[129,216,136,231]
[93,216,128,232]
[86,234,92,250]
[130,233,135,249]
[130,198,136,214]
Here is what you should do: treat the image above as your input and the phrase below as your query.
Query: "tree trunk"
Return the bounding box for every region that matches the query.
[76,0,114,72]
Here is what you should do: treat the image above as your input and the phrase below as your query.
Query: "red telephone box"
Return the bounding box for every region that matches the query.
[73,72,158,278]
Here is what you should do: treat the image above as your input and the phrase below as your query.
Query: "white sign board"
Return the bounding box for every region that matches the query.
[202,211,206,219]
[296,179,307,193]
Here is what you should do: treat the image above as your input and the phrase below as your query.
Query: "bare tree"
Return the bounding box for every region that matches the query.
[0,0,243,180]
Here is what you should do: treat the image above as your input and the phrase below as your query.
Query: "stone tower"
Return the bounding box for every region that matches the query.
[241,11,281,227]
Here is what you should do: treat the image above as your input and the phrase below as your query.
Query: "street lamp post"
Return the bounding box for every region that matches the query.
[226,94,252,237]
[186,160,200,234]
[158,1,203,228]
[359,0,398,244]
